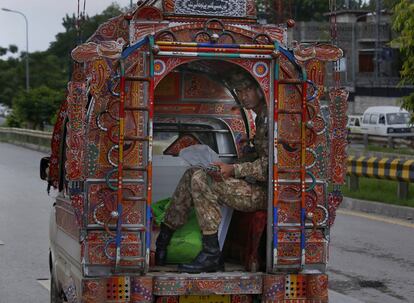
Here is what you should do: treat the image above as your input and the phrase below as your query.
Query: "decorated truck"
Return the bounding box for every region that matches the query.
[40,0,348,302]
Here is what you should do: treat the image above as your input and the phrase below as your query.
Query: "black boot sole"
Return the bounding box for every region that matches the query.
[155,251,168,266]
[177,264,225,273]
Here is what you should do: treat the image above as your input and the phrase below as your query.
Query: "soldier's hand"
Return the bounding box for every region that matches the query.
[213,162,235,179]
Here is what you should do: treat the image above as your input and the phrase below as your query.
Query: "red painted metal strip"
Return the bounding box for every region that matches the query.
[117,71,126,208]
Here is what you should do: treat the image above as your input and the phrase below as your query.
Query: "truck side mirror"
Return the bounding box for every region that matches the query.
[40,157,50,180]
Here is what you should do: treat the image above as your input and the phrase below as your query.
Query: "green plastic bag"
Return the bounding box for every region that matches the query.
[152,198,202,264]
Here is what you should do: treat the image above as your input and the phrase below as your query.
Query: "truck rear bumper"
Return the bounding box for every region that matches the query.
[76,273,328,303]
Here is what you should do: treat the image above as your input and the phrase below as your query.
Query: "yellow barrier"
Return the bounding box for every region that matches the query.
[347,156,413,199]
[347,156,414,182]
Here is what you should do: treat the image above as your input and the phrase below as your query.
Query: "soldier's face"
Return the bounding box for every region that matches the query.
[236,85,262,110]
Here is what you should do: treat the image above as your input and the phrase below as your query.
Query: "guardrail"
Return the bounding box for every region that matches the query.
[0,127,52,152]
[347,155,414,199]
[348,133,414,149]
[1,127,412,199]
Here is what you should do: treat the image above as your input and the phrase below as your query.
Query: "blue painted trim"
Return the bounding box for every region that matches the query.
[274,41,280,80]
[197,43,240,48]
[273,206,278,250]
[121,36,150,59]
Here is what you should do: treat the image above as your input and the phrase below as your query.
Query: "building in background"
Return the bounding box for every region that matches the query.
[291,9,414,114]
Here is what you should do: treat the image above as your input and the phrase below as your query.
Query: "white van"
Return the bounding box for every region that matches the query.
[347,115,363,134]
[361,106,414,137]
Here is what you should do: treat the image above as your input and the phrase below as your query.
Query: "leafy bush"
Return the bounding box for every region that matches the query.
[12,86,63,130]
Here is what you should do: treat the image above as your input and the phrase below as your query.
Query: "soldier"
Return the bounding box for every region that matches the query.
[155,72,268,273]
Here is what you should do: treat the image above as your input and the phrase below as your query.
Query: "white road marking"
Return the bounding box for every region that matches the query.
[37,279,50,292]
[337,209,414,228]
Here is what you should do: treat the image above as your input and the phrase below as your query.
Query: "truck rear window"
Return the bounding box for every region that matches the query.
[153,123,218,155]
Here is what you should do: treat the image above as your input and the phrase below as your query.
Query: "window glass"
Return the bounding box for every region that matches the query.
[369,114,378,124]
[386,113,410,125]
[153,123,218,155]
[359,52,374,73]
[379,115,385,124]
[153,132,179,155]
[363,114,370,124]
[355,118,360,126]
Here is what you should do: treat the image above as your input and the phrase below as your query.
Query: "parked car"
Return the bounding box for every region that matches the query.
[4,108,12,117]
[347,115,363,134]
[361,106,414,137]
[0,104,12,117]
[0,104,7,117]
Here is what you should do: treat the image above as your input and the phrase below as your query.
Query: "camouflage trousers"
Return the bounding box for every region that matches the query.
[163,167,267,234]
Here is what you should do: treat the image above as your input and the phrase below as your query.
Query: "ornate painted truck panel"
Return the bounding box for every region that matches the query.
[42,0,348,302]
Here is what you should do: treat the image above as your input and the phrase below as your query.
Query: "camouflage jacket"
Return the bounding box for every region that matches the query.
[234,105,268,183]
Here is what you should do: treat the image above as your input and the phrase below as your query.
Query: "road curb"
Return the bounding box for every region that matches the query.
[340,197,414,221]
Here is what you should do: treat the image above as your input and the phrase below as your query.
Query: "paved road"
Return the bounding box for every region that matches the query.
[0,143,413,302]
[0,143,52,303]
[329,210,414,303]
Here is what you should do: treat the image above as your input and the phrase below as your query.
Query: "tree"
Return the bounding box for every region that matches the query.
[0,47,7,57]
[48,4,123,64]
[0,4,123,123]
[11,86,64,130]
[392,0,414,116]
[257,0,328,22]
[256,0,368,23]
[367,0,401,12]
[0,44,19,57]
[8,45,18,54]
[0,56,23,106]
[29,51,69,90]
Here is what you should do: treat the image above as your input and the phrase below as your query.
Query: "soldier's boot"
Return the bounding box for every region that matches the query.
[178,233,224,273]
[155,223,174,266]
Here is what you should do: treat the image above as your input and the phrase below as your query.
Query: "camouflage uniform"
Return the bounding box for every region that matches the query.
[164,106,268,234]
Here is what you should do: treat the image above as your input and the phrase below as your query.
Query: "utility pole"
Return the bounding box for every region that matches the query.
[276,0,283,23]
[274,0,292,24]
[375,0,381,84]
[2,8,29,92]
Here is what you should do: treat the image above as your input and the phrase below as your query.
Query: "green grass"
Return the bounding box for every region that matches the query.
[342,177,414,208]
[365,144,414,156]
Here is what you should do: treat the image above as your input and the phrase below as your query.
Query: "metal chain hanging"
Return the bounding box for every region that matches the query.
[329,0,346,193]
[329,0,341,89]
[76,0,87,44]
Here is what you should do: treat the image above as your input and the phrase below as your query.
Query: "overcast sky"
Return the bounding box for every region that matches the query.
[0,1,133,54]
